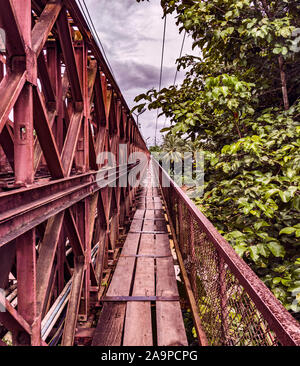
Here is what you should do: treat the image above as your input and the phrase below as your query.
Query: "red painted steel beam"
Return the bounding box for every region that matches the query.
[0,72,27,136]
[33,110,56,173]
[14,82,35,185]
[61,111,84,175]
[0,0,25,57]
[36,212,65,315]
[16,230,38,340]
[0,0,149,347]
[64,208,84,257]
[0,241,15,288]
[33,86,64,178]
[63,0,147,151]
[0,125,14,170]
[31,0,62,56]
[37,53,57,106]
[57,7,83,106]
[0,299,31,338]
[88,123,97,171]
[0,165,134,247]
[61,257,85,346]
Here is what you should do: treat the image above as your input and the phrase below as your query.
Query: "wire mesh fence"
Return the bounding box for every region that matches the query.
[153,158,300,346]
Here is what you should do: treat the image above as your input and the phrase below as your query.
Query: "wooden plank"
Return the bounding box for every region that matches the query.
[145,209,164,219]
[123,257,155,346]
[121,232,140,255]
[134,209,145,219]
[152,197,162,202]
[156,219,168,232]
[160,185,209,346]
[93,170,186,347]
[92,303,126,346]
[156,257,178,297]
[154,209,165,218]
[106,257,136,297]
[145,210,154,219]
[142,219,155,231]
[130,219,143,232]
[155,234,171,257]
[156,257,188,346]
[92,233,140,346]
[143,219,167,233]
[139,234,155,256]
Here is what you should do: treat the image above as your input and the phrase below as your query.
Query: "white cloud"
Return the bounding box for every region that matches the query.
[84,0,197,144]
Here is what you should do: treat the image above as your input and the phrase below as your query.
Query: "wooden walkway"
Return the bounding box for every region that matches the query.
[92,167,188,346]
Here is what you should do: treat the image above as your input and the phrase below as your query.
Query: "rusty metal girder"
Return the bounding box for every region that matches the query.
[0,0,149,346]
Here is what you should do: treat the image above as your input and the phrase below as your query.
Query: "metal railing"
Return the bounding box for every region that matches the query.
[152,158,300,346]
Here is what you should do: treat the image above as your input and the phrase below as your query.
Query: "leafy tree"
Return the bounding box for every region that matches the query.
[135,0,300,313]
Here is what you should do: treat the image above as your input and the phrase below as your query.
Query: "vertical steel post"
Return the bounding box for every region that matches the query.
[12,0,34,186]
[16,230,39,345]
[11,0,40,346]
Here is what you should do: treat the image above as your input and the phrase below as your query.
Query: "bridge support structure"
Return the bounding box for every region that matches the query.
[0,0,148,346]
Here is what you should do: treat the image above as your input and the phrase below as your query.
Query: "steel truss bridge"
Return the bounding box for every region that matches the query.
[0,0,299,347]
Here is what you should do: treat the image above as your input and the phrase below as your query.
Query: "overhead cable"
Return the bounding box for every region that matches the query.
[163,29,187,129]
[155,15,167,146]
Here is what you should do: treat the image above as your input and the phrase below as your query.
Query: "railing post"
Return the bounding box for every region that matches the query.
[189,216,198,302]
[177,200,186,258]
[218,255,230,345]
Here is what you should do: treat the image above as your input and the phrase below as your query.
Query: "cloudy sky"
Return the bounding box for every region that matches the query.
[83,0,196,146]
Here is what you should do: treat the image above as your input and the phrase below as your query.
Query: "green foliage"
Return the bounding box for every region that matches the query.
[136,0,300,313]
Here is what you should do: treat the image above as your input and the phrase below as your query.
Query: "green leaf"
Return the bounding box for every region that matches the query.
[267,242,286,258]
[257,244,270,258]
[234,244,247,257]
[229,230,244,239]
[273,47,282,54]
[279,190,291,203]
[272,277,282,285]
[265,189,279,199]
[249,246,260,262]
[254,220,270,230]
[279,227,296,235]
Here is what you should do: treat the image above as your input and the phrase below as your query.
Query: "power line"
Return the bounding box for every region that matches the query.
[155,15,167,146]
[163,29,187,129]
[173,30,187,85]
[78,0,116,79]
[158,17,167,92]
[81,0,115,76]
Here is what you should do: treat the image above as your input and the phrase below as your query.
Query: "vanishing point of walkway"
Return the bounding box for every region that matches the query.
[92,167,188,346]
